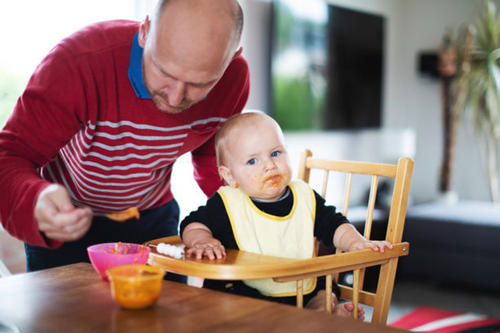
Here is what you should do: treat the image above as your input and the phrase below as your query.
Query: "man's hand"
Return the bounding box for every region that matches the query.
[34,184,93,242]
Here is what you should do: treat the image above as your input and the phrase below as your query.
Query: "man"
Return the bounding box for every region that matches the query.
[0,0,249,272]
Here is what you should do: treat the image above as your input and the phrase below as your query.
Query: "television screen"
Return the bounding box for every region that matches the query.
[270,0,385,130]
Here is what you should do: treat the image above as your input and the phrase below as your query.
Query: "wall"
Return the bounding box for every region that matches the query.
[240,0,500,203]
[387,0,498,203]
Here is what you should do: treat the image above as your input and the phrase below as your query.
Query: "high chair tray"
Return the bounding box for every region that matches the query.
[145,236,409,281]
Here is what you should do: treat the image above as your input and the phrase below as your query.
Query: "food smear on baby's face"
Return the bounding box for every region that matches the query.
[264,174,283,187]
[258,173,284,191]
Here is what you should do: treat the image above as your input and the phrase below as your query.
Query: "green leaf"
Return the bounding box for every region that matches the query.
[489,48,500,93]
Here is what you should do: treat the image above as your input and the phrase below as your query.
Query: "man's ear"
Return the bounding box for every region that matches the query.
[138,16,151,48]
[232,47,243,60]
[218,165,234,186]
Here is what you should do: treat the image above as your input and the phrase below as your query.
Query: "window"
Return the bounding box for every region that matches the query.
[0,0,155,127]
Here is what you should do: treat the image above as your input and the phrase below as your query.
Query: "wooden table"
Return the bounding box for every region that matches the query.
[0,263,406,333]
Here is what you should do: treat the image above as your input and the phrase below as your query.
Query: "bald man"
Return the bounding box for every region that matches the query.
[0,0,249,274]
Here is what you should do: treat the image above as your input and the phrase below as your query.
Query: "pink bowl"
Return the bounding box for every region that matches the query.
[87,242,151,280]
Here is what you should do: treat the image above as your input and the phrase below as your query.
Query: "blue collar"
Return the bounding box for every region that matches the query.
[128,32,151,99]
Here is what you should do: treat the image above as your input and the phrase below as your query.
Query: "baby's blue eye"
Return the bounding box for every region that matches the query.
[271,151,281,158]
[247,158,257,165]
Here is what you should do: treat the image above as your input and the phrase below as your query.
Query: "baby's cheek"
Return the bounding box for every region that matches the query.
[254,173,265,190]
[282,168,292,184]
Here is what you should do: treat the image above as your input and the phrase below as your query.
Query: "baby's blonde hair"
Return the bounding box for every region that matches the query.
[215,111,273,167]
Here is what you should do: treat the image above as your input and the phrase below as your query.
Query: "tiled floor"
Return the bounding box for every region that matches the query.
[388,279,500,322]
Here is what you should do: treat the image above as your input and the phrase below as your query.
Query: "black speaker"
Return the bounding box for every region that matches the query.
[418,52,439,78]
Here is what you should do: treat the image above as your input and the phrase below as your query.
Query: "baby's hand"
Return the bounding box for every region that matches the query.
[349,240,393,253]
[185,238,226,260]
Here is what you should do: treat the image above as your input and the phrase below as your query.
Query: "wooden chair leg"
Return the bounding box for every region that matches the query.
[326,274,332,314]
[296,279,304,308]
[372,259,398,324]
[352,269,360,319]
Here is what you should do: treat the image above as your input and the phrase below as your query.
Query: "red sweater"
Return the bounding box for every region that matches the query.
[0,20,250,247]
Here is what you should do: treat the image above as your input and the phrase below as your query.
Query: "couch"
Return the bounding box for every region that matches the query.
[397,200,500,290]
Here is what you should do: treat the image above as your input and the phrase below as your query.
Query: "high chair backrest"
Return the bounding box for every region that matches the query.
[297,149,414,324]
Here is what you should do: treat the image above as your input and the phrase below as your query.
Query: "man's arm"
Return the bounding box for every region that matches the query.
[191,55,250,197]
[191,137,225,197]
[0,43,92,247]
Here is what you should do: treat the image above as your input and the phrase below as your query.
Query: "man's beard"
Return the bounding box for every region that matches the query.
[151,91,196,114]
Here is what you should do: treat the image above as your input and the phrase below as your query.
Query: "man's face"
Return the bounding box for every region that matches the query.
[139,14,235,114]
[141,44,221,114]
[220,118,292,201]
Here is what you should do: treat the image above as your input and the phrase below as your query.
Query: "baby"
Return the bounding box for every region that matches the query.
[180,112,392,318]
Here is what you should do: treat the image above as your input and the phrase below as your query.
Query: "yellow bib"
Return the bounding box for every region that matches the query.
[218,180,317,297]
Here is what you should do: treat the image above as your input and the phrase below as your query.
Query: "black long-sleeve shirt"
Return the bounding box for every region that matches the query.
[180,186,348,306]
[180,187,349,249]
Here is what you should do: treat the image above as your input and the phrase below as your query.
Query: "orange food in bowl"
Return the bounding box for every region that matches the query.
[106,207,140,222]
[87,242,150,280]
[106,265,165,310]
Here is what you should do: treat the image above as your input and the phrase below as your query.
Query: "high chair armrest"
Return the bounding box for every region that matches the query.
[273,242,409,282]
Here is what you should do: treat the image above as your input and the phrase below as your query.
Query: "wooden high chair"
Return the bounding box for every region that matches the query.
[295,149,414,323]
[145,150,413,325]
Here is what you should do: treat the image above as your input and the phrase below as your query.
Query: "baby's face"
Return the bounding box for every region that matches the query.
[221,117,292,201]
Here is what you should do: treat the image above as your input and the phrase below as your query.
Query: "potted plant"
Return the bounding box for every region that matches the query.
[454,0,500,202]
